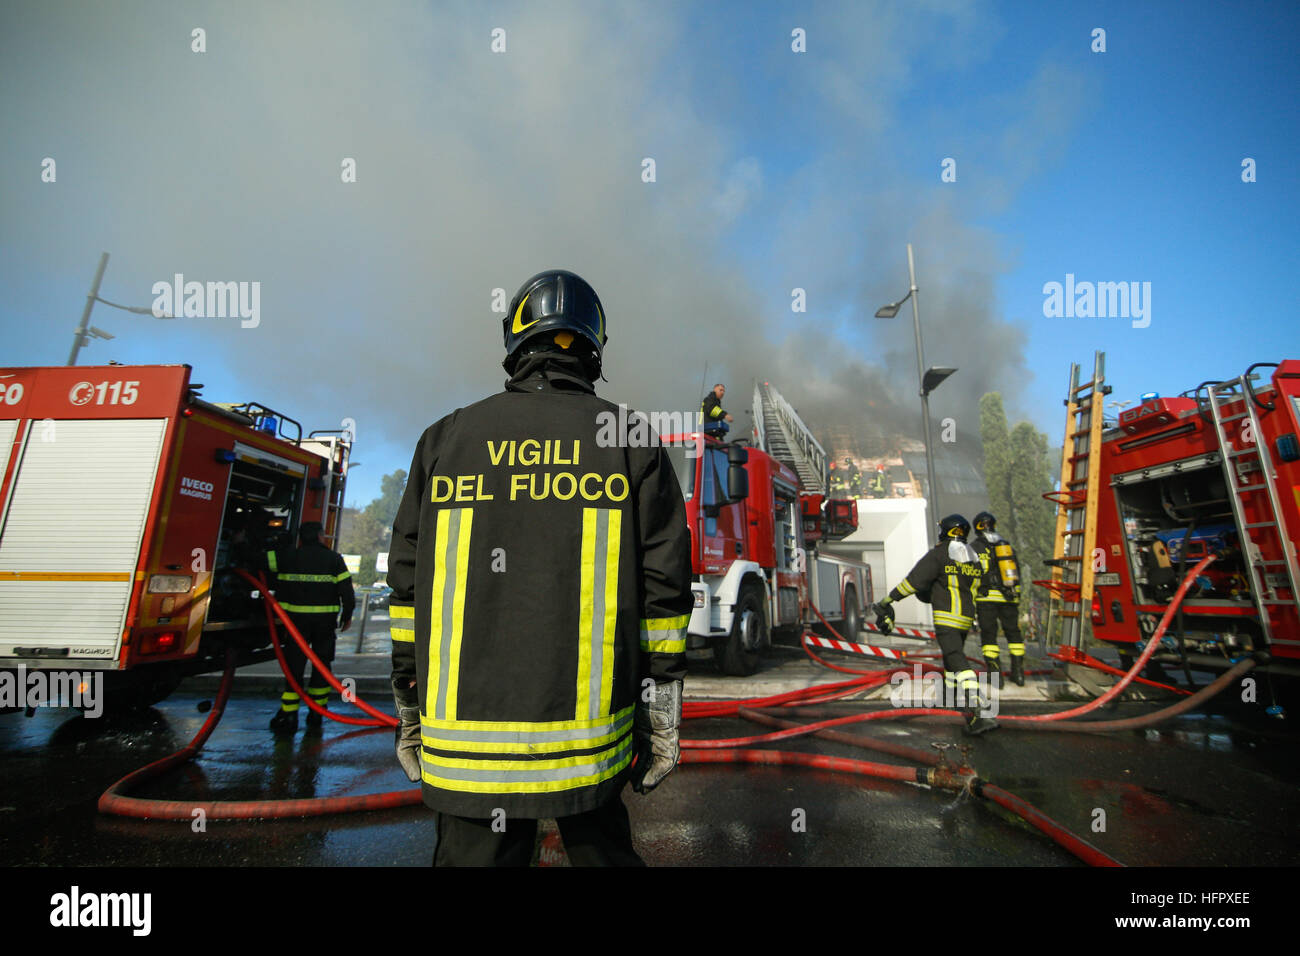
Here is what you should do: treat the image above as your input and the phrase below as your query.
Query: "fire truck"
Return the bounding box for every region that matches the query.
[0,364,351,707]
[1043,354,1299,674]
[664,382,871,675]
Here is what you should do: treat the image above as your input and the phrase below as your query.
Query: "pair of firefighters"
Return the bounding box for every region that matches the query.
[872,511,1024,735]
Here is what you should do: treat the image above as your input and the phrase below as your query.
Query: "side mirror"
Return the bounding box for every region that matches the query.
[727,462,749,502]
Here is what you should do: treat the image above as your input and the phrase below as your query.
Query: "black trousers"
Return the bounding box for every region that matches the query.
[976,602,1022,650]
[933,625,970,674]
[279,615,337,708]
[432,791,645,867]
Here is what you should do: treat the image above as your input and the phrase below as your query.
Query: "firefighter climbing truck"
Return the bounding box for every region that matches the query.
[664,381,872,675]
[0,364,352,707]
[1048,357,1299,674]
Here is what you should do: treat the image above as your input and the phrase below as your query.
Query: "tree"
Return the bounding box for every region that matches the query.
[336,469,408,587]
[979,393,1015,538]
[1008,421,1055,580]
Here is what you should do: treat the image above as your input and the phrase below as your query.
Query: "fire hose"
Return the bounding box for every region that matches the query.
[98,559,1239,867]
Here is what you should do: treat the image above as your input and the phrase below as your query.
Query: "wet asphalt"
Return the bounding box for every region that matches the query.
[2,634,1298,867]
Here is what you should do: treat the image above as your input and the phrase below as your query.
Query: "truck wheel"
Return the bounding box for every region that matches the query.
[102,666,183,714]
[841,587,861,638]
[716,584,766,676]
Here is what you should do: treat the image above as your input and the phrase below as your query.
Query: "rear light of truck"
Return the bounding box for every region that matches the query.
[1091,591,1105,625]
[139,632,179,655]
[148,574,192,593]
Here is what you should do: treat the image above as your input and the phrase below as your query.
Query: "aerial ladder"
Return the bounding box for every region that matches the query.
[752,381,828,493]
[1040,352,1109,649]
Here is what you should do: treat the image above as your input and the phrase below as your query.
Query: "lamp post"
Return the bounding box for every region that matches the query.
[67,252,172,365]
[874,244,956,535]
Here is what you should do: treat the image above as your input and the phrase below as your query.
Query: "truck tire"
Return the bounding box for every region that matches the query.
[716,583,767,676]
[841,586,861,638]
[103,665,183,714]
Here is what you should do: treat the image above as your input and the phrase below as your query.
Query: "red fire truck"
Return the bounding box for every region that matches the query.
[0,364,351,707]
[663,382,872,674]
[1048,357,1299,674]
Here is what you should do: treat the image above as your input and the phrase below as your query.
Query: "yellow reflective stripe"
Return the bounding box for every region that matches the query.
[640,614,687,653]
[446,509,472,721]
[427,510,450,719]
[599,510,620,718]
[421,738,633,794]
[421,705,635,735]
[643,637,686,653]
[267,551,278,572]
[277,573,336,582]
[933,611,973,628]
[641,615,689,629]
[428,508,472,722]
[280,603,341,613]
[281,691,300,702]
[279,702,300,712]
[1008,643,1025,656]
[335,572,351,583]
[895,580,916,597]
[390,624,415,643]
[947,577,961,619]
[576,508,621,720]
[422,721,631,755]
[576,509,597,720]
[391,604,414,620]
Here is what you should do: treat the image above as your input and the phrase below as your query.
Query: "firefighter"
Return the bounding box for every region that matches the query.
[869,464,888,498]
[388,269,693,866]
[701,383,733,437]
[842,457,862,496]
[970,511,1026,686]
[871,514,997,734]
[265,521,355,734]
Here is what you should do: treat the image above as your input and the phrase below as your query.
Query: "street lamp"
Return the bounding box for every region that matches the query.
[873,243,956,534]
[67,252,173,366]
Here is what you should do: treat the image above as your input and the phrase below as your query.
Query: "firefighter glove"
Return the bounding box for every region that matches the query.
[631,679,682,795]
[392,679,422,783]
[872,601,895,636]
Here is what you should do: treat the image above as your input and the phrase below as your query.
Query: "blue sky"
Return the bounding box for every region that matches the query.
[1,1,1296,506]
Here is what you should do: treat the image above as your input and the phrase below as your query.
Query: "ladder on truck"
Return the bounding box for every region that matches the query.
[1041,352,1109,649]
[1205,374,1300,650]
[753,382,828,493]
[302,431,353,550]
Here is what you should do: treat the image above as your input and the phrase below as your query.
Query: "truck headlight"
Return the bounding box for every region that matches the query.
[693,589,706,608]
[148,574,193,594]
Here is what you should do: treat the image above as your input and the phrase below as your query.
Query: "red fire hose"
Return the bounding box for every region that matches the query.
[97,647,420,820]
[98,557,1227,868]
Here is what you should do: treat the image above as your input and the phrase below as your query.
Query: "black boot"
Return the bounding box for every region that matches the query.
[1009,655,1025,687]
[962,709,999,735]
[306,702,326,729]
[984,656,1002,682]
[269,709,298,734]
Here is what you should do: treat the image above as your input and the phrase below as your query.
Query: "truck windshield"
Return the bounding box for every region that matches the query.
[663,445,696,501]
